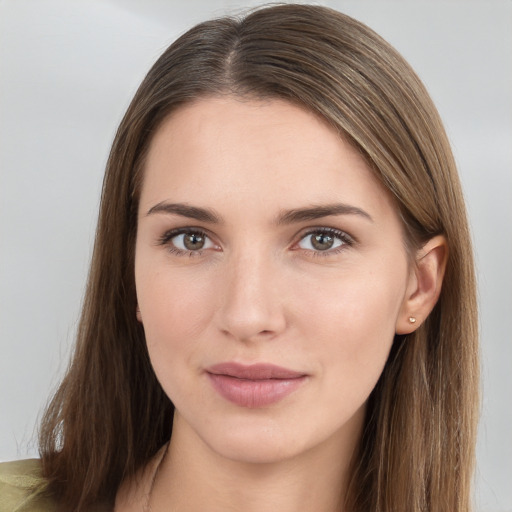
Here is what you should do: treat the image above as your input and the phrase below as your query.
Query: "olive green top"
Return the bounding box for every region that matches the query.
[0,459,56,512]
[0,459,113,512]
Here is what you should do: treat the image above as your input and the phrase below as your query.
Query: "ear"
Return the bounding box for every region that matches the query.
[136,305,142,323]
[395,235,448,334]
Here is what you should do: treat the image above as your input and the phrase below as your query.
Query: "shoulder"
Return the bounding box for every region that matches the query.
[0,459,57,512]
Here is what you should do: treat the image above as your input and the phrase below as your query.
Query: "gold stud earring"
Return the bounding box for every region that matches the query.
[408,317,417,324]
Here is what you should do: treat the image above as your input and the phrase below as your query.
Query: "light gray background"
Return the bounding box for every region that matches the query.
[1,1,511,510]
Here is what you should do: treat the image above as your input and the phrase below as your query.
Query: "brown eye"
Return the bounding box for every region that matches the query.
[183,232,205,250]
[165,230,216,253]
[297,229,349,253]
[311,233,335,251]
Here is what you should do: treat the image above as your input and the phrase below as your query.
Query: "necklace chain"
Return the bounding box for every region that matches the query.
[143,442,170,512]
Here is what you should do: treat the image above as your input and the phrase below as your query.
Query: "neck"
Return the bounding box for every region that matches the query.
[147,410,363,512]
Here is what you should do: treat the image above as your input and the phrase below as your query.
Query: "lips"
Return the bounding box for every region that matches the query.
[206,362,307,408]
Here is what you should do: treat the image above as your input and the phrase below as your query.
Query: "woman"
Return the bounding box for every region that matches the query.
[0,4,479,512]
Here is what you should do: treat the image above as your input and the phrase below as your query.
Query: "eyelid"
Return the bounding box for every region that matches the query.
[156,225,355,257]
[292,226,355,254]
[157,226,221,257]
[158,226,213,243]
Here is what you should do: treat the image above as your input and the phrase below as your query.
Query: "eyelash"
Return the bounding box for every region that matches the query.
[157,228,213,257]
[296,227,354,257]
[157,227,354,258]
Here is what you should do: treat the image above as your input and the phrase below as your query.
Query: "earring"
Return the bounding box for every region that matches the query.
[408,317,417,324]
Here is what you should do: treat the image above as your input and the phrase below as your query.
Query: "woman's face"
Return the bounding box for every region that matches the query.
[135,96,414,464]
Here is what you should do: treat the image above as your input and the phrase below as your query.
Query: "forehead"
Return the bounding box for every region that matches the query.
[140,96,396,223]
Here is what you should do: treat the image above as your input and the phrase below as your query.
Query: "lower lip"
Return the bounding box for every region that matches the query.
[207,373,306,408]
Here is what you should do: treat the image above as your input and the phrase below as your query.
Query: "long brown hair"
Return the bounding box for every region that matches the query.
[39,4,479,511]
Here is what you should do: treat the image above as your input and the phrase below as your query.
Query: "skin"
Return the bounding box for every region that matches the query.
[116,96,446,512]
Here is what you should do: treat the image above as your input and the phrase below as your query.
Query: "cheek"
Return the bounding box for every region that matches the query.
[295,263,404,332]
[291,262,406,393]
[135,265,223,412]
[135,264,218,372]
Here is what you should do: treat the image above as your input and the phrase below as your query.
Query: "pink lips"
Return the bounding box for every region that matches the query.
[206,362,307,408]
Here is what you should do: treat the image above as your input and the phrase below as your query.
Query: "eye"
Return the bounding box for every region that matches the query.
[296,228,352,254]
[159,228,218,255]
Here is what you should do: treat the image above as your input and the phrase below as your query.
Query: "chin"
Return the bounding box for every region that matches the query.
[201,407,349,467]
[207,429,307,465]
[175,406,305,464]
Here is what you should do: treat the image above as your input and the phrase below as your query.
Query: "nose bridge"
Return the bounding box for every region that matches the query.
[217,245,285,341]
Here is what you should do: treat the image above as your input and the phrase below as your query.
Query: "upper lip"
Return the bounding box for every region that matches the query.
[206,362,306,380]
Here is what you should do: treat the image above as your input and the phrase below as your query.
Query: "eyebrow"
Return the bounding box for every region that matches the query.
[146,202,373,224]
[146,202,221,223]
[275,204,373,225]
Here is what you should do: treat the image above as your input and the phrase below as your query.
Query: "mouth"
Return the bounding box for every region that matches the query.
[206,362,308,408]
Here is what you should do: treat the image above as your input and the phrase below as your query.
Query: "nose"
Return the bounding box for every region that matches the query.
[215,251,287,343]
